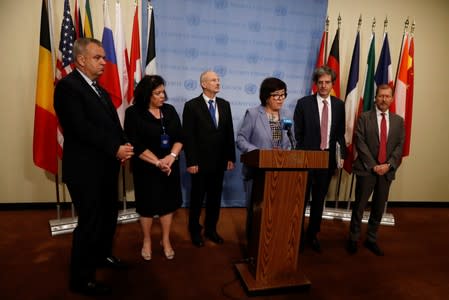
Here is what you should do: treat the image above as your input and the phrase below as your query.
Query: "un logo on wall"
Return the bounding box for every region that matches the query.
[246,53,259,64]
[185,48,199,59]
[186,14,200,26]
[214,0,228,9]
[213,66,227,77]
[184,79,197,91]
[275,40,287,51]
[215,34,229,46]
[272,70,285,79]
[248,21,261,32]
[274,6,288,16]
[244,83,258,95]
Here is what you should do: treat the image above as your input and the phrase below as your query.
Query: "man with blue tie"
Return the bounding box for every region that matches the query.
[346,84,405,256]
[182,70,236,247]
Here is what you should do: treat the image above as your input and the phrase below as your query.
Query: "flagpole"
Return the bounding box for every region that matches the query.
[394,18,409,91]
[324,16,329,63]
[333,14,342,208]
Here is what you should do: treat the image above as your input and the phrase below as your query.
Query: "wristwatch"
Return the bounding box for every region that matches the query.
[170,152,178,160]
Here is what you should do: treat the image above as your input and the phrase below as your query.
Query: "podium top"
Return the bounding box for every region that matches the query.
[240,149,328,169]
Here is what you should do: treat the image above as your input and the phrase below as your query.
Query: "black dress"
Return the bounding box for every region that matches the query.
[124,104,183,217]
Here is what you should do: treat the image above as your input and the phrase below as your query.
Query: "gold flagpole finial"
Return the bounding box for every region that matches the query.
[357,15,362,31]
[338,14,342,29]
[410,19,415,35]
[404,17,410,33]
[384,16,388,33]
[325,16,330,33]
[372,17,376,33]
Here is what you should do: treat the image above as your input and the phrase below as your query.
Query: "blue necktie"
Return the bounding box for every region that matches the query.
[208,100,217,127]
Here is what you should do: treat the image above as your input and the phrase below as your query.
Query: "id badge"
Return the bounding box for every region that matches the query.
[160,133,170,149]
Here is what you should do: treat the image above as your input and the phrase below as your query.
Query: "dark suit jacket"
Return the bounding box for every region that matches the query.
[353,109,405,181]
[182,94,236,173]
[54,70,126,184]
[293,94,346,169]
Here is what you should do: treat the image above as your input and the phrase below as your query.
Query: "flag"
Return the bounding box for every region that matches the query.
[74,0,83,39]
[84,0,94,38]
[55,0,75,83]
[327,28,340,98]
[98,1,122,116]
[114,1,130,126]
[141,0,149,73]
[145,4,157,75]
[393,34,409,120]
[343,31,360,174]
[403,36,414,156]
[374,32,394,108]
[358,32,376,114]
[129,3,142,101]
[311,30,327,94]
[33,0,57,174]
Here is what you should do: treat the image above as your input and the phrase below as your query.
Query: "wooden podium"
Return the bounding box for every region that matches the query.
[235,149,328,293]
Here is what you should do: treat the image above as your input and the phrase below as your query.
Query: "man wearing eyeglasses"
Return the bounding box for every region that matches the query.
[293,66,346,252]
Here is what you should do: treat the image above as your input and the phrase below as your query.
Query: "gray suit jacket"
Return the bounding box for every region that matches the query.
[236,105,291,153]
[353,109,405,181]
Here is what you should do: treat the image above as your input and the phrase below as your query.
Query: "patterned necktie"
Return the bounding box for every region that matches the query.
[320,100,328,150]
[92,81,103,97]
[378,112,387,163]
[208,100,217,127]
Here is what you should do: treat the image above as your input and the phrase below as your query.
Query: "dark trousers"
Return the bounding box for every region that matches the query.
[66,176,118,285]
[349,174,391,243]
[188,170,225,234]
[304,168,333,237]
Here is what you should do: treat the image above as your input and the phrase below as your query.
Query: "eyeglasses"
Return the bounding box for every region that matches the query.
[270,93,287,100]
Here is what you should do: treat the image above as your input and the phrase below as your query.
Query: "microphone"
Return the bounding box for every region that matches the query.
[281,119,295,149]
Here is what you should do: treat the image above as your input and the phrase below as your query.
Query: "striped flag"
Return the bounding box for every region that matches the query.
[114,1,130,125]
[83,0,94,38]
[141,0,149,73]
[145,3,157,75]
[128,3,142,101]
[375,32,394,108]
[343,31,360,174]
[393,34,409,120]
[311,30,327,94]
[55,0,75,83]
[403,35,414,156]
[74,0,83,39]
[327,28,340,98]
[358,32,375,114]
[33,0,58,174]
[98,1,122,119]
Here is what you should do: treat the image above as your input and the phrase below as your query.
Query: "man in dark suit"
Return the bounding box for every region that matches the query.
[346,84,405,256]
[182,70,236,247]
[54,38,134,295]
[293,66,346,252]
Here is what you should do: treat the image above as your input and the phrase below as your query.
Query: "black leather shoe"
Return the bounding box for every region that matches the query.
[70,280,111,296]
[205,231,224,244]
[190,232,204,247]
[346,239,358,254]
[363,240,384,256]
[306,235,321,253]
[101,256,128,269]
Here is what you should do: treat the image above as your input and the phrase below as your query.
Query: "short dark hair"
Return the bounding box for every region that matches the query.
[133,75,167,111]
[312,65,337,84]
[259,77,287,106]
[375,84,393,96]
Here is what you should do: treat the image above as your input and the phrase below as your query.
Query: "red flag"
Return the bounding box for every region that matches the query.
[311,31,327,94]
[128,4,142,101]
[327,28,340,98]
[33,0,58,174]
[393,35,409,121]
[403,36,414,156]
